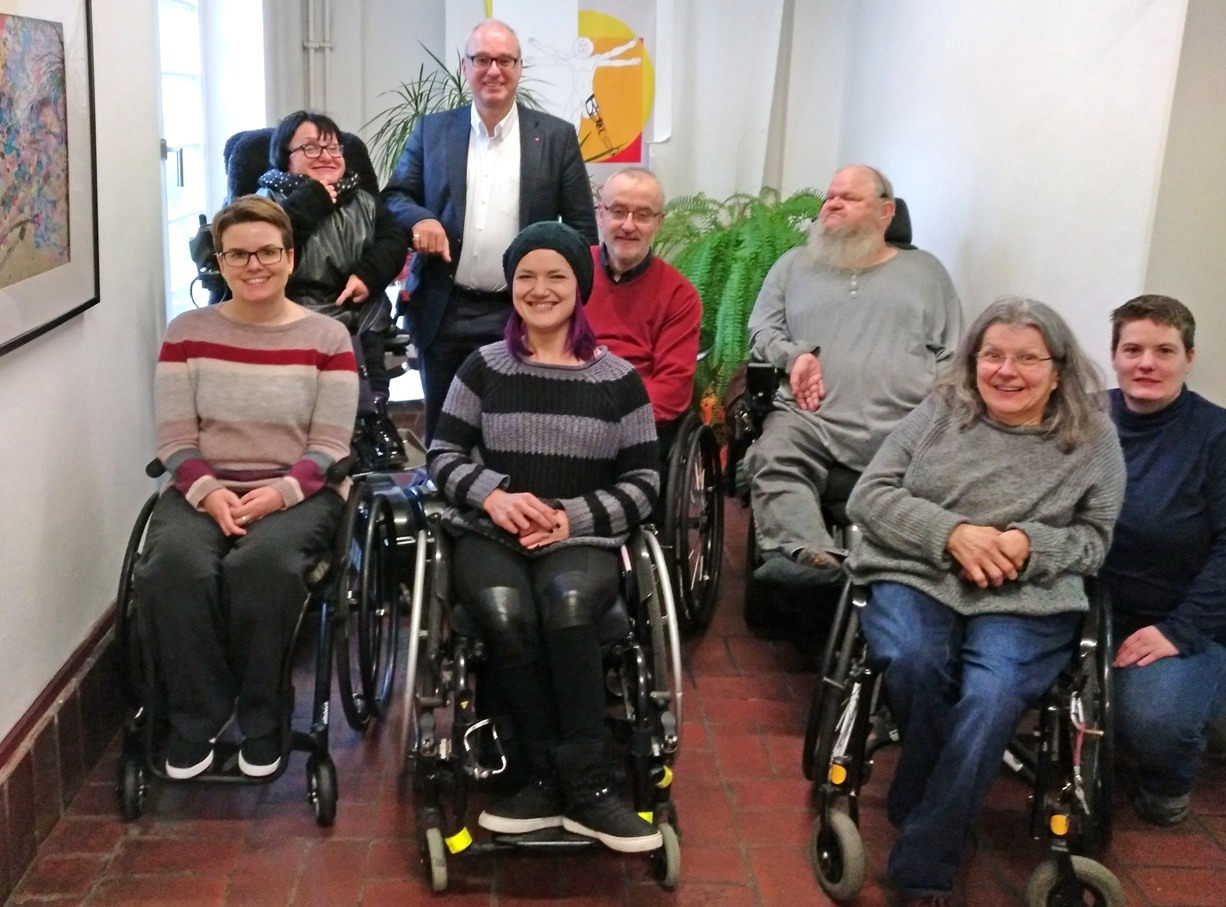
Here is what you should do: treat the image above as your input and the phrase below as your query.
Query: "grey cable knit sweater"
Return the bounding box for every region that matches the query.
[846,394,1126,617]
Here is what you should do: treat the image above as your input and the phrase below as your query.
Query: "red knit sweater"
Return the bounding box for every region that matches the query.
[585,250,702,423]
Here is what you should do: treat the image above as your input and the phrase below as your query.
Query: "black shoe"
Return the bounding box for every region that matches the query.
[478,778,565,834]
[554,742,662,853]
[238,734,282,778]
[561,787,662,853]
[165,732,213,780]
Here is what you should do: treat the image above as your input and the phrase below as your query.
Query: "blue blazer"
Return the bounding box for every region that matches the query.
[381,104,598,350]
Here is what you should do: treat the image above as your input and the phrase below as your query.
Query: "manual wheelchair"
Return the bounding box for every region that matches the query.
[659,407,724,636]
[114,460,403,826]
[803,578,1122,906]
[389,482,684,892]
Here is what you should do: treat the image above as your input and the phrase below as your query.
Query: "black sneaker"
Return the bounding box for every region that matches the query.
[238,734,282,778]
[165,732,213,780]
[478,779,565,834]
[562,787,663,853]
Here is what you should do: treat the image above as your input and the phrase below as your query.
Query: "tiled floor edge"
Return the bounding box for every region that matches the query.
[1,610,118,902]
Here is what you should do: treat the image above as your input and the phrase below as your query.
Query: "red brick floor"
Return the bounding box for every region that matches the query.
[9,502,1226,905]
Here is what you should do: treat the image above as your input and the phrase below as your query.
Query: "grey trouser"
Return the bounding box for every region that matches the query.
[134,488,342,742]
[746,407,841,558]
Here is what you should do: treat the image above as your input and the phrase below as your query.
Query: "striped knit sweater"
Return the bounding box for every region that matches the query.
[427,342,659,552]
[155,305,358,509]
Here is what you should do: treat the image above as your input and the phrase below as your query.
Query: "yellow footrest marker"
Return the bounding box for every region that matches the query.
[446,827,473,853]
[656,765,674,789]
[1049,814,1069,837]
[829,763,847,785]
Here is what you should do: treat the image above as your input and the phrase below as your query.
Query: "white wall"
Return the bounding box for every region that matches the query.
[0,0,165,739]
[837,0,1188,376]
[1145,0,1226,404]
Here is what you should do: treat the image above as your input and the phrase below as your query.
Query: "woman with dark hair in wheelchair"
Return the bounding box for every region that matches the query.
[844,297,1125,907]
[258,110,409,469]
[135,196,357,780]
[1101,295,1226,827]
[427,221,663,853]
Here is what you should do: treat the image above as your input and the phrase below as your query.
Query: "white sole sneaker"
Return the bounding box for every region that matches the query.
[165,749,213,780]
[478,811,564,834]
[237,752,281,778]
[561,817,663,853]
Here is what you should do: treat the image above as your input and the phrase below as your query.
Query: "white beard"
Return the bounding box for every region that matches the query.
[807,222,884,271]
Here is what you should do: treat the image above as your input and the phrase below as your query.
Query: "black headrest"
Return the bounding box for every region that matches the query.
[885,197,914,249]
[223,127,381,201]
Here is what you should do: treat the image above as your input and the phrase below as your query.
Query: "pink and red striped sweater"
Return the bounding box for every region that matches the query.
[155,305,358,509]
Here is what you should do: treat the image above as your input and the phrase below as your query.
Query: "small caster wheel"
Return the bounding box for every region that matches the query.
[307,755,337,827]
[651,823,681,889]
[811,811,865,900]
[1024,856,1125,907]
[117,757,144,821]
[424,826,448,892]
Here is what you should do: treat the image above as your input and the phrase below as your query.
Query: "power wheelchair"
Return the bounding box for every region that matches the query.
[724,199,916,632]
[803,578,1122,906]
[389,481,685,892]
[114,459,403,826]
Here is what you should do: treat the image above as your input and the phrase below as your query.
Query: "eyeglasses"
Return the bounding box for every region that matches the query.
[466,54,521,70]
[976,351,1053,369]
[288,142,343,159]
[218,246,286,267]
[599,204,662,226]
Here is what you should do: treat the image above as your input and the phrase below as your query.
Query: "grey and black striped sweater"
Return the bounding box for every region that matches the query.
[427,343,659,552]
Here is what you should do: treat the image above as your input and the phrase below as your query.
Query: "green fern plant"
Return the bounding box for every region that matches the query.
[655,187,824,404]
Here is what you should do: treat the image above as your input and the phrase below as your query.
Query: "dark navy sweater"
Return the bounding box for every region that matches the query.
[1101,387,1226,653]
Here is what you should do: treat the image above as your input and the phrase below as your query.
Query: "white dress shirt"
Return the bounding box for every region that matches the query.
[454,104,522,292]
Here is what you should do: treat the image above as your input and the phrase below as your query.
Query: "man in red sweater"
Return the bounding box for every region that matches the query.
[586,168,701,460]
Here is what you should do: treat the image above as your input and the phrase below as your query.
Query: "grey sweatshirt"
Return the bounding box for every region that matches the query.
[846,394,1126,617]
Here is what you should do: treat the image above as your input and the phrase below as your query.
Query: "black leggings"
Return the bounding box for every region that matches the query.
[453,535,620,748]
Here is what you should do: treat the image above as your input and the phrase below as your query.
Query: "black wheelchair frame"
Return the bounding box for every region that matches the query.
[114,462,403,827]
[392,484,684,892]
[803,578,1123,906]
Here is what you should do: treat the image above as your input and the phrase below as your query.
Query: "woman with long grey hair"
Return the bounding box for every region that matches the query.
[845,297,1126,906]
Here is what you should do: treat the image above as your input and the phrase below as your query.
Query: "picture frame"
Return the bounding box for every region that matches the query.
[0,0,98,357]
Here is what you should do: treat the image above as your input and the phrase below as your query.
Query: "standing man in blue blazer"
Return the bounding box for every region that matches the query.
[383,18,598,441]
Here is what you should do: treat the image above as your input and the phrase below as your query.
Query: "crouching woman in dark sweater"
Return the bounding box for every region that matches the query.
[427,222,661,853]
[1101,295,1226,827]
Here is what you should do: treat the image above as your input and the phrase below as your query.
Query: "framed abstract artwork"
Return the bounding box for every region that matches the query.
[0,0,97,357]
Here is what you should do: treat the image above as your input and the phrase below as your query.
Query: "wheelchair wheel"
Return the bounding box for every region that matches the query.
[742,513,772,630]
[117,756,145,821]
[810,810,865,901]
[423,826,449,893]
[1023,856,1125,907]
[1076,591,1115,850]
[664,414,724,636]
[307,754,338,827]
[116,493,160,709]
[652,822,681,889]
[335,482,401,731]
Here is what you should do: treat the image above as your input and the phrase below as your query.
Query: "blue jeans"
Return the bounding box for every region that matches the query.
[1115,638,1226,797]
[860,582,1080,898]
